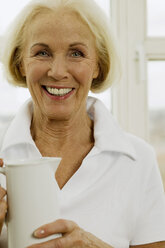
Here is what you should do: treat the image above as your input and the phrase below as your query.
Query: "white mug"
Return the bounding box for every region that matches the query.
[0,157,62,248]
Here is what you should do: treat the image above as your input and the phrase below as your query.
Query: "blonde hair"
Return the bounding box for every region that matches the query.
[1,0,121,93]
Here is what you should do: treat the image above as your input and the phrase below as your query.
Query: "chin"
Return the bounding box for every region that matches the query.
[44,111,73,122]
[43,103,76,121]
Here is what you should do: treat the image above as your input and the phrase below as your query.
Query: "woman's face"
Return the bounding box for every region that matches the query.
[21,10,99,121]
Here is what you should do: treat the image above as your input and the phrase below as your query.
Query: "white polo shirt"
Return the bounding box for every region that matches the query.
[0,97,165,248]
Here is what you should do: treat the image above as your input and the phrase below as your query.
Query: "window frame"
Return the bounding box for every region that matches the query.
[111,0,165,141]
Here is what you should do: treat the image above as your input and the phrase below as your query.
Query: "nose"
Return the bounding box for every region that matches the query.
[47,55,68,80]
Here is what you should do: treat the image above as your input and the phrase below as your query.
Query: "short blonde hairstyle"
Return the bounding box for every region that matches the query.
[1,0,121,93]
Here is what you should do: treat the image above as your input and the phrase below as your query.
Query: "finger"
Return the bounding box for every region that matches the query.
[34,219,78,238]
[0,200,7,222]
[26,236,70,248]
[0,159,4,167]
[0,187,7,199]
[0,200,7,234]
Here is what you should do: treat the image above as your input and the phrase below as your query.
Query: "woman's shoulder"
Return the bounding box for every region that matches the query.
[126,132,154,154]
[124,131,157,167]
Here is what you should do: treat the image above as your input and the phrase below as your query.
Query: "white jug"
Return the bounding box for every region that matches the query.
[0,157,62,248]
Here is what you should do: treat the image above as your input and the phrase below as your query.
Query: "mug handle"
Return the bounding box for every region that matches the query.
[0,167,6,175]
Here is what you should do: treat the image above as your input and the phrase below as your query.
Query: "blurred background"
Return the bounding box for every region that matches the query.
[0,0,165,188]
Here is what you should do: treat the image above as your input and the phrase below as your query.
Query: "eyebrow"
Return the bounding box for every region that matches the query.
[70,42,88,48]
[30,43,49,50]
[30,42,88,50]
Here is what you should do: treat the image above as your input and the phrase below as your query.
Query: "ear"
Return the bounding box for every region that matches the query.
[93,63,100,79]
[19,61,26,77]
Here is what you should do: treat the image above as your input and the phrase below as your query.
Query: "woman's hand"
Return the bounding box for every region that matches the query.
[0,159,7,235]
[27,219,113,248]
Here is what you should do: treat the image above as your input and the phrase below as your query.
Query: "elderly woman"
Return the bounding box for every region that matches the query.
[0,0,165,247]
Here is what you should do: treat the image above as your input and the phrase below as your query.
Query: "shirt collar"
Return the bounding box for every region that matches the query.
[1,98,35,153]
[87,97,137,160]
[1,97,137,160]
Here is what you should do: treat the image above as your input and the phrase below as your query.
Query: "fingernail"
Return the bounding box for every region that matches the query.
[34,229,45,237]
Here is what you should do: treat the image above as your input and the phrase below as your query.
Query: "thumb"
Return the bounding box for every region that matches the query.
[0,159,4,167]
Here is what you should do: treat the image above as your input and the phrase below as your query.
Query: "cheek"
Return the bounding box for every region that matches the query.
[70,63,95,86]
[26,62,47,84]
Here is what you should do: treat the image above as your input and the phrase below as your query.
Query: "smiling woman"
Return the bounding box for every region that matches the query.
[0,0,165,248]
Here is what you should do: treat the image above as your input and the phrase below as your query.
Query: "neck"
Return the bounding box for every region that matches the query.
[31,107,94,157]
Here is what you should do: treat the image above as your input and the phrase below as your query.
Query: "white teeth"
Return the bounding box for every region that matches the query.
[45,87,72,96]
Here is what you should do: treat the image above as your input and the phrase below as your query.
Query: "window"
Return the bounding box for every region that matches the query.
[146,0,165,185]
[0,0,111,118]
[111,0,165,188]
[147,0,165,37]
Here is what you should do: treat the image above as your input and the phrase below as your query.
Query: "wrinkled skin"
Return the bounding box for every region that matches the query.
[26,219,112,248]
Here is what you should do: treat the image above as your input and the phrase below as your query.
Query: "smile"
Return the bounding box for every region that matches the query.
[44,86,73,96]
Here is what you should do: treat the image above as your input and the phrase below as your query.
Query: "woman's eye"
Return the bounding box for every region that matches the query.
[36,51,49,57]
[71,50,84,58]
